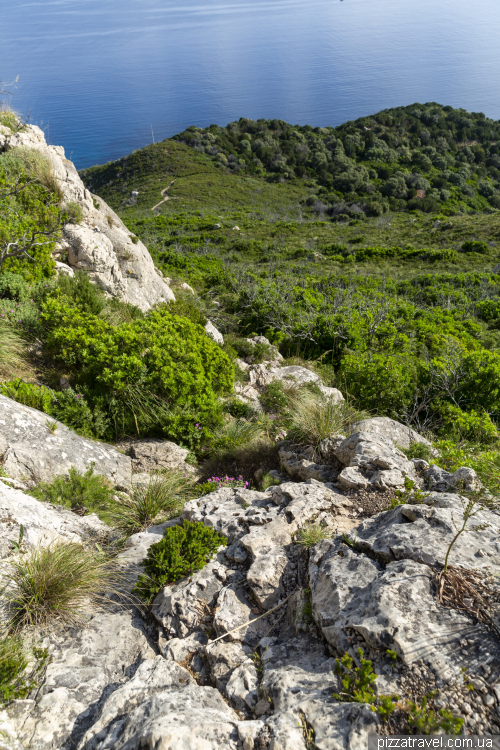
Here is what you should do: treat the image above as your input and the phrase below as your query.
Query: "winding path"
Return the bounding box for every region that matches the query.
[151,180,178,211]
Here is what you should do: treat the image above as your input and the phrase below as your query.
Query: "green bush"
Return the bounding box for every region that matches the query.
[461,240,489,253]
[134,520,226,602]
[41,301,234,446]
[260,381,289,413]
[0,636,48,705]
[0,379,109,439]
[435,402,499,445]
[30,464,115,516]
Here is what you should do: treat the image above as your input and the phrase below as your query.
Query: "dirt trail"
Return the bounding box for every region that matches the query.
[151,180,178,211]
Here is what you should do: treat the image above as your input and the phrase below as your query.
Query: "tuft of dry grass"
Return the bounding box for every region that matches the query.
[287,391,366,447]
[12,148,64,204]
[107,470,191,536]
[0,321,29,380]
[3,540,123,630]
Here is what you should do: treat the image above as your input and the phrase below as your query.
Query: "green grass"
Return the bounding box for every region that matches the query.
[30,464,115,517]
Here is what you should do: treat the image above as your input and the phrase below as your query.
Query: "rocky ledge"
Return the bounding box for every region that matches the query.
[1,397,500,749]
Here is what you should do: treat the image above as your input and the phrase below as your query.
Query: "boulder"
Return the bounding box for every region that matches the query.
[424,464,481,492]
[205,320,224,344]
[0,123,175,311]
[15,608,156,750]
[247,364,344,403]
[0,480,109,558]
[350,416,431,450]
[335,430,418,489]
[127,438,194,474]
[0,394,131,486]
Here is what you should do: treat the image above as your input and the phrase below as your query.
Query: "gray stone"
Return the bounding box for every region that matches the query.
[0,123,175,311]
[226,662,259,710]
[424,464,482,492]
[206,641,250,690]
[247,364,343,404]
[77,682,241,749]
[0,480,109,558]
[128,438,194,474]
[335,430,417,489]
[16,608,156,750]
[152,551,230,638]
[213,585,269,645]
[205,320,224,344]
[247,547,288,609]
[278,444,336,483]
[351,417,432,450]
[0,394,131,486]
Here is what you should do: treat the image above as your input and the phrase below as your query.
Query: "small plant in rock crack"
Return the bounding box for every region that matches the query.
[251,651,264,678]
[0,635,49,706]
[386,478,429,510]
[406,693,464,735]
[341,531,357,549]
[9,525,24,554]
[134,520,226,603]
[302,588,313,621]
[333,649,399,721]
[442,496,489,576]
[45,418,58,434]
[386,649,398,669]
[296,522,333,548]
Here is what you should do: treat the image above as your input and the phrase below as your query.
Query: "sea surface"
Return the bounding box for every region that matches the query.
[2,0,500,169]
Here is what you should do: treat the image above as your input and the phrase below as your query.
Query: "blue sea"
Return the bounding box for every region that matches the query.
[2,0,500,169]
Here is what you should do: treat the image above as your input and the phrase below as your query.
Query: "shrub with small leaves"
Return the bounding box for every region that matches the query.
[406,693,463,735]
[0,636,48,705]
[30,464,115,516]
[134,520,226,602]
[333,648,399,721]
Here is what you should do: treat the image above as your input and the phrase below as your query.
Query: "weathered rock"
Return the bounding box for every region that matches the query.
[15,608,156,750]
[247,364,343,403]
[278,443,337,483]
[245,336,283,364]
[206,641,250,690]
[424,464,482,492]
[76,682,242,750]
[205,320,224,344]
[0,480,109,558]
[127,438,194,474]
[54,260,74,277]
[247,547,288,608]
[335,430,417,489]
[226,661,260,711]
[0,123,175,311]
[351,416,432,450]
[212,585,270,645]
[76,657,194,749]
[152,551,237,638]
[354,494,500,571]
[232,382,262,411]
[0,394,131,486]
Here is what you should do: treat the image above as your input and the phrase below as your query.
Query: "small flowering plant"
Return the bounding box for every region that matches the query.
[197,475,249,496]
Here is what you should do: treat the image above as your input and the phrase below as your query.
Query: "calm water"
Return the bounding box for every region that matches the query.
[2,0,500,169]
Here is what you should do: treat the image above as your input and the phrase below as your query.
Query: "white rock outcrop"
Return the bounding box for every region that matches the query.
[0,123,175,311]
[0,394,131,486]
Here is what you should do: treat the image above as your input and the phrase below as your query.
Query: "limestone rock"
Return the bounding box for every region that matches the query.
[0,394,131,486]
[0,123,175,311]
[226,662,259,711]
[205,320,224,344]
[351,416,431,450]
[247,364,343,403]
[278,443,337,483]
[213,585,269,645]
[76,682,241,750]
[16,608,156,750]
[0,480,109,558]
[424,463,481,492]
[206,641,250,690]
[247,547,288,608]
[335,430,417,489]
[128,438,194,474]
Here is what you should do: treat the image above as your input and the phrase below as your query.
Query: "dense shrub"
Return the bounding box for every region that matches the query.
[41,302,234,446]
[134,520,226,602]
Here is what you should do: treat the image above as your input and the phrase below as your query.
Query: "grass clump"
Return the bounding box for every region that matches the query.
[108,470,191,536]
[287,391,365,446]
[0,634,48,705]
[134,520,226,602]
[295,522,333,548]
[207,418,267,458]
[30,464,115,517]
[0,321,27,380]
[3,540,121,629]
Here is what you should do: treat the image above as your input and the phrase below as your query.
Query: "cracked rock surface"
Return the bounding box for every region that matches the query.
[3,417,500,748]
